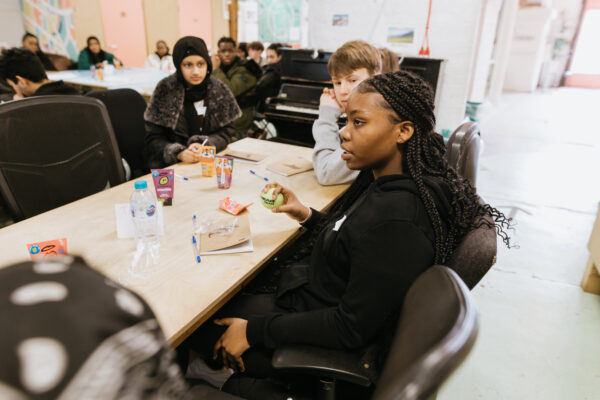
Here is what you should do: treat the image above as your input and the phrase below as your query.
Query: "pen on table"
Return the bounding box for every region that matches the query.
[192,215,201,263]
[175,174,189,181]
[249,169,269,182]
[192,235,201,263]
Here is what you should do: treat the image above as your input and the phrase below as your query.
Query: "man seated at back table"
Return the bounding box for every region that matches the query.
[0,47,79,101]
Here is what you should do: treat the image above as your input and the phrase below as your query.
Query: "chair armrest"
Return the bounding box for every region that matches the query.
[272,344,372,387]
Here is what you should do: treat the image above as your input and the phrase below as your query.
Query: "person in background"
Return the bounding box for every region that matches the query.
[313,40,382,185]
[21,32,56,71]
[144,36,241,169]
[247,41,265,67]
[212,37,261,139]
[77,36,123,70]
[379,47,400,74]
[0,47,79,100]
[256,43,283,112]
[265,43,283,65]
[236,42,248,59]
[145,40,174,72]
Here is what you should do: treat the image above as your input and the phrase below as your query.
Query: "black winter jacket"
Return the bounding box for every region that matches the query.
[143,74,241,169]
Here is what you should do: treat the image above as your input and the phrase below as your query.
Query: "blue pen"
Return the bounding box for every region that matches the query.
[249,169,269,182]
[175,174,189,181]
[192,235,201,263]
[192,215,201,263]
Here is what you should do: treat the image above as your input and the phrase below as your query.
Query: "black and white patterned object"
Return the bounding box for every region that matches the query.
[0,256,190,399]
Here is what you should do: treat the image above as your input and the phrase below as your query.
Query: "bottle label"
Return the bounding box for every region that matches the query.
[145,204,156,217]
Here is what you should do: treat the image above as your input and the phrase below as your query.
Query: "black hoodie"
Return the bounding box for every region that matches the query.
[246,174,451,373]
[33,80,80,96]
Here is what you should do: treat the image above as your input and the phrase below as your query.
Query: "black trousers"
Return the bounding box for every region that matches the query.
[184,293,283,378]
[182,293,317,399]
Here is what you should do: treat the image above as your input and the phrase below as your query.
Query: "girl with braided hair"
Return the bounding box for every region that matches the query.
[186,71,509,398]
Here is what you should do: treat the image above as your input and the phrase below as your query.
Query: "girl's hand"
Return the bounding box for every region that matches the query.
[319,88,341,112]
[213,318,250,373]
[188,142,203,153]
[177,149,201,163]
[263,183,311,222]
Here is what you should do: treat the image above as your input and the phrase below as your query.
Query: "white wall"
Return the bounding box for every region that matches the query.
[307,0,483,133]
[468,0,503,102]
[0,0,26,48]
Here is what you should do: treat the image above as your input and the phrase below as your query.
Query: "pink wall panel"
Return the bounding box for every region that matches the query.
[99,0,148,67]
[178,0,212,51]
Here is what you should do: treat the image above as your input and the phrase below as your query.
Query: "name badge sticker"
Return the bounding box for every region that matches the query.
[332,215,347,232]
[194,100,207,116]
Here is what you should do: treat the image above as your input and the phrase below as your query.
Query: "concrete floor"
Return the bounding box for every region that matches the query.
[438,87,600,400]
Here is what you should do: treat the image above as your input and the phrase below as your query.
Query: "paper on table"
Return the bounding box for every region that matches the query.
[222,149,267,163]
[197,213,250,252]
[51,72,78,79]
[199,239,254,255]
[115,202,164,238]
[266,156,313,176]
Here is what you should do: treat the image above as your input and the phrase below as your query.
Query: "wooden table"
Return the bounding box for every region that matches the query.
[0,139,348,346]
[47,68,169,100]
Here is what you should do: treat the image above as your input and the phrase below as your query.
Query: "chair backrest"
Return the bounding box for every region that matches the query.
[447,212,497,289]
[86,89,148,178]
[446,121,481,186]
[0,95,125,220]
[372,266,478,400]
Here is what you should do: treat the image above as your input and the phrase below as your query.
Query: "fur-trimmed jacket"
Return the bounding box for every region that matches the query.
[143,74,242,169]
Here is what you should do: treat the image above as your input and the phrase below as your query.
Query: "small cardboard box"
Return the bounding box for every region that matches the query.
[582,203,600,293]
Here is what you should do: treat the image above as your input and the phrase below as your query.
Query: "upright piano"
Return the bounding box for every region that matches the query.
[263,48,333,147]
[264,48,444,147]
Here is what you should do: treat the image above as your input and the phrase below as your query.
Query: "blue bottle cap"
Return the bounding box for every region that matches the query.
[134,180,147,189]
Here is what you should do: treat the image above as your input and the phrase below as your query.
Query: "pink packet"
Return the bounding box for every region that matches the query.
[151,169,174,205]
[219,197,252,215]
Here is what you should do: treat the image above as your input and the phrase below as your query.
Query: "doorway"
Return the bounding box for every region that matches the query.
[565,0,600,88]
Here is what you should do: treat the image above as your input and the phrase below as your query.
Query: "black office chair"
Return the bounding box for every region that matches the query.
[272,266,479,400]
[86,89,149,179]
[445,121,481,186]
[371,266,478,400]
[0,257,241,399]
[447,211,497,289]
[0,95,125,221]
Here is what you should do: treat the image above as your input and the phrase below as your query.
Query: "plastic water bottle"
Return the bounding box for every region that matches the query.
[129,180,160,276]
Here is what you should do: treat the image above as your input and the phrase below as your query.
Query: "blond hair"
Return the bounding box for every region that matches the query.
[379,47,400,73]
[328,40,382,78]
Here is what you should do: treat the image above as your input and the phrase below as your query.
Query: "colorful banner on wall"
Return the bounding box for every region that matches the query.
[20,0,78,60]
[258,0,301,44]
